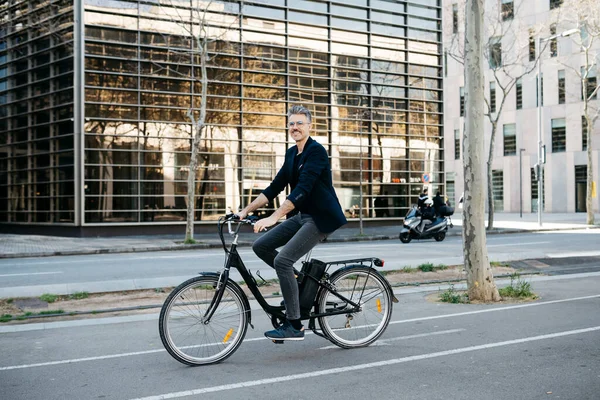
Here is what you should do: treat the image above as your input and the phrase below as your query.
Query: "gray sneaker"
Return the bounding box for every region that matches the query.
[264,321,305,341]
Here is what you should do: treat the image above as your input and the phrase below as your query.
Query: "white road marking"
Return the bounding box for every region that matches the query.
[318,328,465,350]
[0,251,366,267]
[0,253,227,266]
[0,336,261,371]
[2,294,598,370]
[387,294,600,325]
[547,251,600,258]
[487,241,550,247]
[0,271,63,277]
[128,326,600,400]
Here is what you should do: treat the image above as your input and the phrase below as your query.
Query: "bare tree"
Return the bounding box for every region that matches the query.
[447,1,547,229]
[556,0,600,224]
[153,0,241,242]
[463,0,500,301]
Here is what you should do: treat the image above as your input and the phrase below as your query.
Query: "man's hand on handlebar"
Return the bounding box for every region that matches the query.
[233,210,247,220]
[253,215,278,233]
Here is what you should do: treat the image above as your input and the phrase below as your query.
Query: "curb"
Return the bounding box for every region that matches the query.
[0,270,541,327]
[1,226,598,259]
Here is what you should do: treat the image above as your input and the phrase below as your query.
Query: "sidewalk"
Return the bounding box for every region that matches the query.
[1,212,598,259]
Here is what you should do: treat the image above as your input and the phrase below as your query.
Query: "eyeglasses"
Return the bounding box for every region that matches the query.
[288,121,306,128]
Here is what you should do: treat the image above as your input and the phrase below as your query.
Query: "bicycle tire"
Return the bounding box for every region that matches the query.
[317,266,393,348]
[159,275,249,366]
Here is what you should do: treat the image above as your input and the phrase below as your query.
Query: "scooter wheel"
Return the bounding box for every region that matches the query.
[399,231,412,243]
[434,232,446,242]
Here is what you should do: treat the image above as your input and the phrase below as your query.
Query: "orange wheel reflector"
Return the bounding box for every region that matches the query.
[376,298,382,313]
[223,328,234,343]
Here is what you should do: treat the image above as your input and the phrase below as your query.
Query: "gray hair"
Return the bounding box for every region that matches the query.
[287,105,312,123]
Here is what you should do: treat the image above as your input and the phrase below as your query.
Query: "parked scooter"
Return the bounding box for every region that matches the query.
[399,206,453,243]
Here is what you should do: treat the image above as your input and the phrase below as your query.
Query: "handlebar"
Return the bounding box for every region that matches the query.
[223,214,259,235]
[219,214,264,252]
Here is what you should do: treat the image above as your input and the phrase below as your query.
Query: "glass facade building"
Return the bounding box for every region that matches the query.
[1,0,444,233]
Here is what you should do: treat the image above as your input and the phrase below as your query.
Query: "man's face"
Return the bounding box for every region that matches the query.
[288,113,311,143]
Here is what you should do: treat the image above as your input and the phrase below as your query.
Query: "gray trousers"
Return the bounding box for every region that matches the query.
[252,213,326,321]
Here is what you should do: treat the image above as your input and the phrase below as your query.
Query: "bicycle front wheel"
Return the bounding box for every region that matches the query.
[159,276,249,366]
[317,266,393,348]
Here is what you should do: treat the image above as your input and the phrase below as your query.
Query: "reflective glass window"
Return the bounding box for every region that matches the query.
[372,0,404,13]
[333,55,368,69]
[242,99,286,114]
[372,23,405,38]
[407,5,439,19]
[408,29,438,42]
[245,86,285,100]
[288,24,328,40]
[243,72,285,86]
[290,0,328,13]
[85,72,138,89]
[244,5,285,20]
[408,16,439,31]
[288,11,327,26]
[372,11,404,26]
[331,5,367,19]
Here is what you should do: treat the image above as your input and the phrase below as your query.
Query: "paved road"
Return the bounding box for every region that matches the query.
[1,273,599,399]
[2,212,598,259]
[1,229,600,297]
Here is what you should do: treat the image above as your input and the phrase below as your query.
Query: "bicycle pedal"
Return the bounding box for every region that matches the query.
[272,340,285,345]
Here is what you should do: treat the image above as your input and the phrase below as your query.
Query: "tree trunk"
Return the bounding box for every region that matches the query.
[486,123,497,230]
[463,0,501,302]
[184,35,209,242]
[185,138,199,241]
[487,159,494,230]
[587,143,594,225]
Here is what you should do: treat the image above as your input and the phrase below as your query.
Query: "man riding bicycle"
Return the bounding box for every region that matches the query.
[236,105,347,341]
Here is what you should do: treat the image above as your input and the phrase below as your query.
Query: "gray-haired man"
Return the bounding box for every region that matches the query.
[237,105,347,341]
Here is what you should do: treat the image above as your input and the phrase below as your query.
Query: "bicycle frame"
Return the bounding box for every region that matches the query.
[203,216,393,327]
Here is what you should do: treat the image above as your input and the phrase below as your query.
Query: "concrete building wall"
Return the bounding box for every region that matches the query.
[443,0,600,213]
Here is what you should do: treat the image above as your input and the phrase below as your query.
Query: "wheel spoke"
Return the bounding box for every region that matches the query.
[318,267,392,348]
[159,277,248,365]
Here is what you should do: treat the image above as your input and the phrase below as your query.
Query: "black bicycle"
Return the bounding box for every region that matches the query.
[158,214,398,366]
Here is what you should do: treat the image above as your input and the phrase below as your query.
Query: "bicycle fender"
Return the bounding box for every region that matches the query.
[331,265,399,304]
[198,272,253,327]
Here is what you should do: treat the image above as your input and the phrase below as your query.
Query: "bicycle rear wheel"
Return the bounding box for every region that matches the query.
[159,276,248,366]
[317,266,393,348]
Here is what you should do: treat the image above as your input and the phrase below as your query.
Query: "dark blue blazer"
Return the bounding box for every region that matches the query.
[262,137,347,234]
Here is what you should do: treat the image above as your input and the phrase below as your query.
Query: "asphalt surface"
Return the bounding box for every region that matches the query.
[1,272,599,399]
[2,229,600,299]
[1,213,599,398]
[1,212,598,259]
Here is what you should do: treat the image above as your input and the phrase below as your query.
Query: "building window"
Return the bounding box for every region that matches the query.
[516,78,523,109]
[446,181,456,207]
[581,67,598,100]
[503,123,516,156]
[531,167,545,211]
[558,70,565,104]
[551,118,566,152]
[582,116,588,151]
[575,165,587,212]
[452,4,458,34]
[550,0,563,10]
[550,25,558,57]
[444,51,448,77]
[489,37,502,69]
[490,81,496,113]
[492,170,504,212]
[460,87,465,116]
[454,129,460,159]
[529,30,536,62]
[501,0,514,21]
